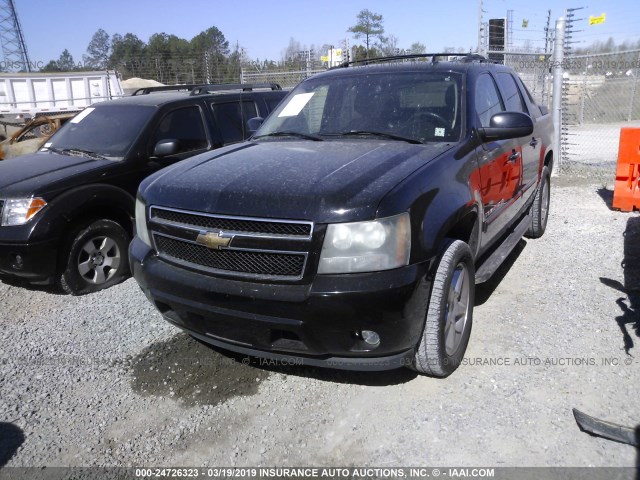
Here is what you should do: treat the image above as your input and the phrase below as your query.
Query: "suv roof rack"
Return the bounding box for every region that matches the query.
[131,83,282,96]
[189,83,282,96]
[131,84,208,96]
[334,53,492,68]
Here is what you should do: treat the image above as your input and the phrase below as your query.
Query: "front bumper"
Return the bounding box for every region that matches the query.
[130,237,434,371]
[0,238,58,283]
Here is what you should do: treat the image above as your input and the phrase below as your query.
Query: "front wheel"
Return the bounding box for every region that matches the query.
[409,240,475,377]
[58,219,131,295]
[525,166,551,239]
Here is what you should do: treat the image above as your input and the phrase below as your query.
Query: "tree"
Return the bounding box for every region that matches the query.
[110,33,146,77]
[410,42,427,54]
[57,49,76,71]
[84,28,111,69]
[379,34,399,56]
[191,26,230,83]
[348,9,385,59]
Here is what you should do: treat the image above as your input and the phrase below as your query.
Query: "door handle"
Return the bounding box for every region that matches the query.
[529,137,539,148]
[508,151,521,162]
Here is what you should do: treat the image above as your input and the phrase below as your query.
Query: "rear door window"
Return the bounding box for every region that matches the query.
[212,101,259,144]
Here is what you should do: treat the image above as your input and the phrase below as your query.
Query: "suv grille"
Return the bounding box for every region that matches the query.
[151,208,312,238]
[149,207,313,280]
[155,236,305,277]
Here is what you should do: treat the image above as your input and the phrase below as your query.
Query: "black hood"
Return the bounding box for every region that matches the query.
[0,152,111,197]
[142,140,451,223]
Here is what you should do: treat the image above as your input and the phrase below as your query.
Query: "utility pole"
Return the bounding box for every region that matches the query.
[0,0,31,72]
[552,17,565,174]
[477,0,484,55]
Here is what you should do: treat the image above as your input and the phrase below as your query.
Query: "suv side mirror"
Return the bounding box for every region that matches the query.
[153,139,180,158]
[247,117,264,134]
[479,112,534,141]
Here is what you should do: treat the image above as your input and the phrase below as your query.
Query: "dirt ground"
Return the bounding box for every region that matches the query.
[0,178,639,469]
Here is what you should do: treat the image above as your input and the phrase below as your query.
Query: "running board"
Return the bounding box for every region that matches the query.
[475,212,532,284]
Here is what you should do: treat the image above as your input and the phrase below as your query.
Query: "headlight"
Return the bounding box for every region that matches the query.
[318,213,411,274]
[135,198,152,247]
[1,197,47,226]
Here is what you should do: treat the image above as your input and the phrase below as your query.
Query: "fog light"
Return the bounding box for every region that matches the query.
[11,254,24,270]
[361,330,380,346]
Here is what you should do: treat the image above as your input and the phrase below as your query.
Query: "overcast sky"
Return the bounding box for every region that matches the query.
[16,0,640,68]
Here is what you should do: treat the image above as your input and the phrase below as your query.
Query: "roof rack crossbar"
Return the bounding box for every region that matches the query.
[189,83,282,96]
[131,84,208,96]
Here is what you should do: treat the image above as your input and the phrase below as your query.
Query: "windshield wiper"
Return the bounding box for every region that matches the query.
[254,131,323,141]
[326,131,423,144]
[60,148,108,160]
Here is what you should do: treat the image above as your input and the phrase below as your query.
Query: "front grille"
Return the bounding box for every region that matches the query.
[151,208,312,238]
[155,235,306,278]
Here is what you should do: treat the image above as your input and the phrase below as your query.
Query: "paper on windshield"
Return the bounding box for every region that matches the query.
[278,93,314,117]
[70,107,95,124]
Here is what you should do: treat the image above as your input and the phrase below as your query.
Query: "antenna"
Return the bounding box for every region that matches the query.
[0,0,31,72]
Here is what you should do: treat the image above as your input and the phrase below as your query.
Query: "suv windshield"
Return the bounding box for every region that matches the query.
[46,104,155,159]
[256,71,462,144]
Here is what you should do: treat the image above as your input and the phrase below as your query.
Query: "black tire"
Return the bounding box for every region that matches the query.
[525,166,551,239]
[409,240,475,377]
[58,219,131,295]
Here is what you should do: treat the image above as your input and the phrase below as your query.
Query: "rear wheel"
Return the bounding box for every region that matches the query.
[409,240,475,377]
[58,219,130,295]
[526,166,551,239]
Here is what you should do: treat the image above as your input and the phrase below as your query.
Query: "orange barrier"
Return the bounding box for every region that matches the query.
[613,127,640,211]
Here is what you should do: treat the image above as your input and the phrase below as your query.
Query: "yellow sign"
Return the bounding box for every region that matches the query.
[589,13,606,25]
[320,56,329,62]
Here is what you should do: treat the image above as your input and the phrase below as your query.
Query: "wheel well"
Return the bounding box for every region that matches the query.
[544,150,553,172]
[56,206,134,272]
[447,212,479,258]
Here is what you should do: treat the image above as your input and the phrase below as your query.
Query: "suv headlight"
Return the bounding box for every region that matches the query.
[135,198,152,247]
[1,197,47,226]
[318,213,411,274]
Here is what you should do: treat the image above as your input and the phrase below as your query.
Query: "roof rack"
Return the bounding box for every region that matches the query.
[131,83,282,96]
[333,53,492,69]
[131,84,208,96]
[189,83,282,96]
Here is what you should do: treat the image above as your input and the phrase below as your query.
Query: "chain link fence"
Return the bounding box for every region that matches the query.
[240,68,325,89]
[560,48,640,180]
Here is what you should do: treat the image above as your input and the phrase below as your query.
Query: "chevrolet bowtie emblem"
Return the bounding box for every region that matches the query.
[195,231,233,250]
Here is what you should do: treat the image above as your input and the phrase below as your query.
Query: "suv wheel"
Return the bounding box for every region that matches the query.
[525,166,551,239]
[410,239,475,377]
[59,219,130,295]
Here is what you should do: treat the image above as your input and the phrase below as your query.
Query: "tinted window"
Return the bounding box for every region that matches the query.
[497,73,527,113]
[150,106,208,154]
[475,74,504,128]
[212,101,258,144]
[48,105,154,159]
[515,76,542,119]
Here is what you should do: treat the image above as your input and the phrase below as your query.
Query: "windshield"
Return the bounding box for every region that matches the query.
[45,104,155,159]
[256,71,462,144]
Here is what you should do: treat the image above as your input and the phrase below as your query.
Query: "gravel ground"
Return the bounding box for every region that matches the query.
[1,178,639,469]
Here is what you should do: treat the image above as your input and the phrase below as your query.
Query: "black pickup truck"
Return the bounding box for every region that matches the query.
[131,55,554,376]
[0,84,287,294]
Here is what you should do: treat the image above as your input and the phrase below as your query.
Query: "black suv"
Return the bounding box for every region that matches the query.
[131,55,554,376]
[0,84,287,294]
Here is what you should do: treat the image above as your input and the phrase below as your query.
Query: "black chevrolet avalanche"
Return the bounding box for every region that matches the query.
[131,55,554,376]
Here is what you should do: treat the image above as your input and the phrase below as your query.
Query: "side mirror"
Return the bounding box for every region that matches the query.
[247,117,264,134]
[479,112,534,141]
[153,139,179,158]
